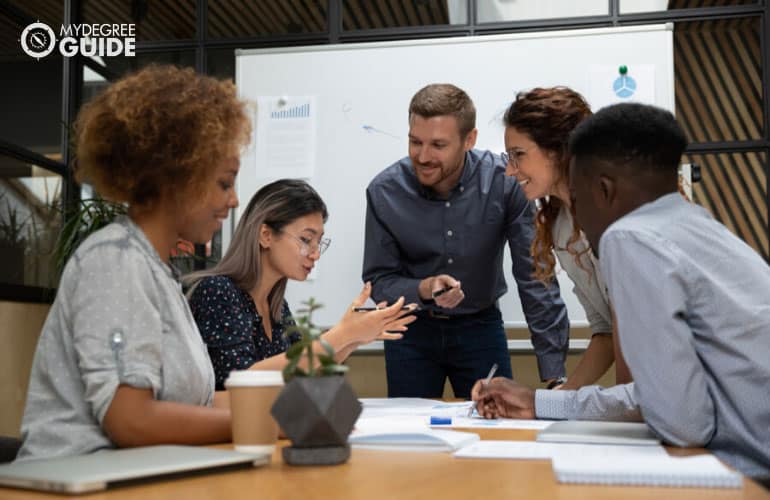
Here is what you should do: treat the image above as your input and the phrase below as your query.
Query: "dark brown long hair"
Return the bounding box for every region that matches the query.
[184,179,328,321]
[503,87,592,283]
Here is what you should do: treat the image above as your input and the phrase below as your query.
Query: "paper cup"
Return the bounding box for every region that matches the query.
[225,370,284,455]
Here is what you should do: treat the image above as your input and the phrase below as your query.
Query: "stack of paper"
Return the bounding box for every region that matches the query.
[454,441,666,461]
[349,429,480,452]
[357,398,554,430]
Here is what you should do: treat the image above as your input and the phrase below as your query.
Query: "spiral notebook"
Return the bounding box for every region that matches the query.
[552,453,742,488]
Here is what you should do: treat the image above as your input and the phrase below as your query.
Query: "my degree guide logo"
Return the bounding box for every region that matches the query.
[20,21,136,60]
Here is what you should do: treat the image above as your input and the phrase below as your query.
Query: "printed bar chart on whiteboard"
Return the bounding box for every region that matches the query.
[255,96,316,178]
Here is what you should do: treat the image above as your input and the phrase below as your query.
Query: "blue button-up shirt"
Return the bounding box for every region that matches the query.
[363,149,569,380]
[536,193,770,480]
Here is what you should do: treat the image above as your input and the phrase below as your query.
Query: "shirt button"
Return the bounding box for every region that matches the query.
[445,201,451,208]
[459,186,464,192]
[448,258,454,264]
[447,230,453,237]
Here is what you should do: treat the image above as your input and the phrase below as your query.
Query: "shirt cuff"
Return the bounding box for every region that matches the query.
[534,389,574,420]
[588,321,613,336]
[387,278,425,307]
[535,351,567,381]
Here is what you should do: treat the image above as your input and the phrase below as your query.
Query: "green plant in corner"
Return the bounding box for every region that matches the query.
[53,197,127,276]
[53,198,212,278]
[282,298,349,381]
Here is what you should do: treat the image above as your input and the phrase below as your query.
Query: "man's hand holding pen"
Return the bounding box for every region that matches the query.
[471,377,536,420]
[418,274,465,309]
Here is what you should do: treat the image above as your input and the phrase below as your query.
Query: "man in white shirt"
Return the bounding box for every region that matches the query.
[471,102,770,483]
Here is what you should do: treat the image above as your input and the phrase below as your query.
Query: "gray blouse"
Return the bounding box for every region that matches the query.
[17,216,215,460]
[551,205,612,336]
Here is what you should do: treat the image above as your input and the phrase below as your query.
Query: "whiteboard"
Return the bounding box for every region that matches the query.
[233,25,674,328]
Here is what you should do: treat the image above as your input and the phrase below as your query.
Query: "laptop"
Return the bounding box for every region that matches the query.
[0,445,270,494]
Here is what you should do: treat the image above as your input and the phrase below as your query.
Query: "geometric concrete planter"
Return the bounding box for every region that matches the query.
[271,376,362,465]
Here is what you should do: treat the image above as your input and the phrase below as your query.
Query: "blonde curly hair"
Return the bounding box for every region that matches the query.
[74,64,251,206]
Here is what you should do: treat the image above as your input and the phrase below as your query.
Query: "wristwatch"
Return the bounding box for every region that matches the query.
[546,376,568,389]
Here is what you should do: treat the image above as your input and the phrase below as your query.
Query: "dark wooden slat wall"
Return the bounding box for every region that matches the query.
[688,152,768,257]
[82,0,196,40]
[342,0,448,30]
[675,18,762,142]
[674,16,768,259]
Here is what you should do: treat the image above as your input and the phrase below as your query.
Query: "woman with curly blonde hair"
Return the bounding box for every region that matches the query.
[502,87,631,390]
[17,65,411,461]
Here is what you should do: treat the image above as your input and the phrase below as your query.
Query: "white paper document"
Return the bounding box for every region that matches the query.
[588,64,656,111]
[357,398,554,430]
[359,398,450,417]
[255,96,316,178]
[435,417,554,430]
[454,440,667,461]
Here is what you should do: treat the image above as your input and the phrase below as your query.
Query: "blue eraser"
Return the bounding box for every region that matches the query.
[430,416,452,425]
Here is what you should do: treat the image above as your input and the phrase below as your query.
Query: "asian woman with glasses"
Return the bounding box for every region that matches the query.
[184,179,416,390]
[500,87,631,390]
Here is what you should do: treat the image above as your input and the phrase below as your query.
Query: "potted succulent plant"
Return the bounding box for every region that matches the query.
[271,298,362,466]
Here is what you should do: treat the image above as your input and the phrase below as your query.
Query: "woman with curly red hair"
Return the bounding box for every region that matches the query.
[502,87,631,389]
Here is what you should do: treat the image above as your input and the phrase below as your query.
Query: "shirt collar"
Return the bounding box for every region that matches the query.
[118,215,181,281]
[624,191,684,218]
[602,192,686,243]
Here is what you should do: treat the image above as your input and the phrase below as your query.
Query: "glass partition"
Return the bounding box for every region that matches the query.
[0,154,63,288]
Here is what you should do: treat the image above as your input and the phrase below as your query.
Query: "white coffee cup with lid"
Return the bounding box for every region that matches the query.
[225,370,284,455]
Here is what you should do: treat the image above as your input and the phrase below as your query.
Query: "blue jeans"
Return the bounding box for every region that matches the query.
[384,306,513,399]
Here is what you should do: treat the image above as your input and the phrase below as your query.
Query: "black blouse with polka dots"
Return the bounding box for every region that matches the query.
[188,275,300,390]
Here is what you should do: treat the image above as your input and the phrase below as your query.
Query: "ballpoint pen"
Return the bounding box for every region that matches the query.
[468,363,498,417]
[351,306,418,312]
[432,285,456,298]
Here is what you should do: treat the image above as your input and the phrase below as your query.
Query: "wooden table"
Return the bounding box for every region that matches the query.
[1,429,767,499]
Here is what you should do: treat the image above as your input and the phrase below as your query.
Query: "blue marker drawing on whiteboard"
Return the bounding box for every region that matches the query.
[342,102,354,120]
[488,100,513,126]
[362,124,400,139]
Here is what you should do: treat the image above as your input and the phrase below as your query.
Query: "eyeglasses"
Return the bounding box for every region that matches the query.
[282,231,331,257]
[501,147,528,172]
